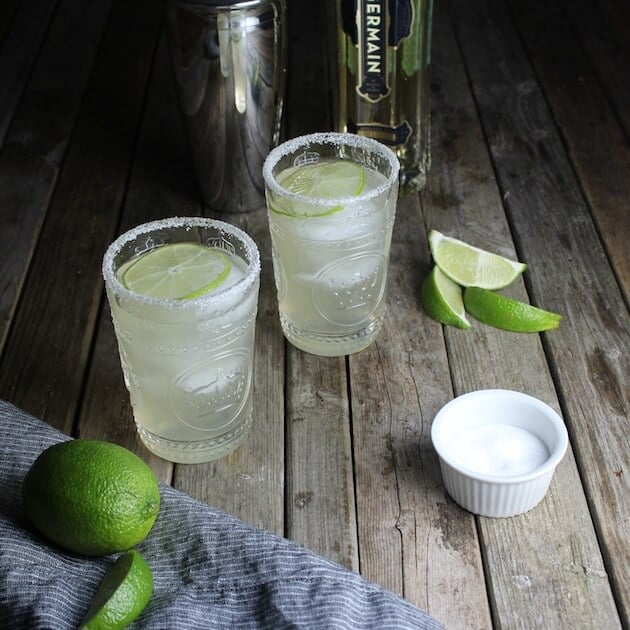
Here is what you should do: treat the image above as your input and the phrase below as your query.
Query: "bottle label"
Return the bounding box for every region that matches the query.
[356,0,389,101]
[348,120,411,146]
[355,0,414,103]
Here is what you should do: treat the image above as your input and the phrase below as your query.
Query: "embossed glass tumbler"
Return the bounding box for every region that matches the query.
[103,217,260,463]
[263,132,400,356]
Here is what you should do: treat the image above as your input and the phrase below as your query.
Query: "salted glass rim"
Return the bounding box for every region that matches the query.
[102,216,261,310]
[262,132,400,207]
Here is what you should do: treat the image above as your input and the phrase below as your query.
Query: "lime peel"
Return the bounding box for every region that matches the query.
[80,549,154,630]
[269,201,345,219]
[421,266,470,329]
[429,230,526,289]
[463,287,562,332]
[23,440,160,557]
[422,229,562,332]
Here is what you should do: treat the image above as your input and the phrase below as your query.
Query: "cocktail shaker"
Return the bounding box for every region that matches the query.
[166,0,287,213]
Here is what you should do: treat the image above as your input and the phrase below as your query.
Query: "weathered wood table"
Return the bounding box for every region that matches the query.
[1,0,628,627]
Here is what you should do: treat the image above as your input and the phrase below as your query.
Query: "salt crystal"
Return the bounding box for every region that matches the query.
[447,424,550,476]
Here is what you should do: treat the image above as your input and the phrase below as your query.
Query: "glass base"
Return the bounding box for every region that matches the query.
[280,313,384,357]
[136,414,252,464]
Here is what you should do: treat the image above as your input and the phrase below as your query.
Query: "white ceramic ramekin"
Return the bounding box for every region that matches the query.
[431,389,568,518]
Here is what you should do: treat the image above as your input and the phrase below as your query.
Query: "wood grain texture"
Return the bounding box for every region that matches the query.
[0,0,627,624]
[0,153,51,352]
[447,0,628,625]
[0,0,60,144]
[286,350,358,568]
[579,0,630,137]
[0,0,163,430]
[0,0,114,352]
[350,190,491,629]
[428,2,620,627]
[508,0,630,302]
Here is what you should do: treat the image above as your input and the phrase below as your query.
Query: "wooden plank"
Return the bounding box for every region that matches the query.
[0,0,60,145]
[596,0,630,107]
[280,0,359,564]
[508,0,630,300]
[0,0,163,431]
[564,0,630,128]
[447,0,628,626]
[350,196,491,628]
[0,0,113,352]
[286,351,358,569]
[0,154,51,351]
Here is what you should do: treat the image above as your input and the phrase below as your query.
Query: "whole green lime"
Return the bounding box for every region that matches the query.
[23,440,160,556]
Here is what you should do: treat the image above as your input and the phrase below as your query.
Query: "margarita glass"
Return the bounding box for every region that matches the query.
[103,217,260,463]
[263,132,399,356]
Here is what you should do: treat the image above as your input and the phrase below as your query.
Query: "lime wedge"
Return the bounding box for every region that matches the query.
[429,230,527,289]
[120,243,231,300]
[270,161,366,218]
[421,266,470,329]
[80,550,153,630]
[463,287,562,332]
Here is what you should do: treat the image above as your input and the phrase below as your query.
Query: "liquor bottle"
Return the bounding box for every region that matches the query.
[334,0,433,193]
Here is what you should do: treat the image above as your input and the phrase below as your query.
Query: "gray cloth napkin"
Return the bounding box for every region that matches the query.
[0,401,442,629]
